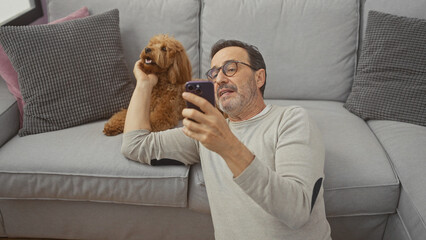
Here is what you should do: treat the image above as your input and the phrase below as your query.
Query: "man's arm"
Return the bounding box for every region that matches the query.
[121,60,200,166]
[121,128,201,165]
[123,60,158,133]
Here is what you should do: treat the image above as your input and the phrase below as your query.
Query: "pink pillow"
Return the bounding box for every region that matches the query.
[0,6,89,127]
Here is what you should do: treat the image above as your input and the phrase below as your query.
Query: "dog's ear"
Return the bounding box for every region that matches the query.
[168,50,192,84]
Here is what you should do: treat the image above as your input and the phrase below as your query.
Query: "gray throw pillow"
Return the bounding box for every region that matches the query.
[344,11,426,127]
[0,9,134,136]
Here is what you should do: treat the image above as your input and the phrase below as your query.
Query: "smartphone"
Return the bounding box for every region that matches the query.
[185,81,215,113]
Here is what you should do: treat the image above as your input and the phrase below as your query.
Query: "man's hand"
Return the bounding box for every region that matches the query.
[182,92,232,153]
[182,92,255,177]
[133,60,158,89]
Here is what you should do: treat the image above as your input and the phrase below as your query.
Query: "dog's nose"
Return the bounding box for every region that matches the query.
[145,48,151,53]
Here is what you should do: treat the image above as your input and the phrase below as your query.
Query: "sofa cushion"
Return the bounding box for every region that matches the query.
[266,100,399,217]
[0,120,189,208]
[48,0,201,78]
[345,11,426,127]
[0,9,134,136]
[368,120,426,240]
[200,0,359,101]
[0,7,89,127]
[359,0,426,64]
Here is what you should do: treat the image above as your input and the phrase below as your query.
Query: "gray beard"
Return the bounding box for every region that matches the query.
[218,77,258,115]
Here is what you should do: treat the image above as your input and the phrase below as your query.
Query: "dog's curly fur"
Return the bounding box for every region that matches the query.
[103,34,192,136]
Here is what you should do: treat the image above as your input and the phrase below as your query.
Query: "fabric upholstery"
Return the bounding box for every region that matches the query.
[201,0,359,101]
[368,120,426,240]
[327,215,388,240]
[0,9,134,136]
[0,200,214,240]
[2,0,424,239]
[47,0,201,78]
[360,2,426,237]
[396,189,424,240]
[0,7,89,126]
[359,0,426,63]
[345,11,426,127]
[383,210,410,240]
[0,121,189,207]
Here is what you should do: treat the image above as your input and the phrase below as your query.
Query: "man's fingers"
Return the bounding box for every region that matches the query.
[134,60,140,69]
[182,108,204,123]
[134,60,143,72]
[182,118,217,145]
[182,118,203,133]
[133,60,158,86]
[182,126,202,141]
[133,60,146,78]
[182,118,209,144]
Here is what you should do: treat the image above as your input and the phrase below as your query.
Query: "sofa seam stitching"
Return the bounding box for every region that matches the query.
[324,182,400,191]
[0,197,185,208]
[327,211,395,218]
[0,171,189,180]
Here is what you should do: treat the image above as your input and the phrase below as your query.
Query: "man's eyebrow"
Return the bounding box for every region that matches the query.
[211,59,237,69]
[224,59,237,64]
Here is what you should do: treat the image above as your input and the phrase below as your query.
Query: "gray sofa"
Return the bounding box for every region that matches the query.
[0,0,425,239]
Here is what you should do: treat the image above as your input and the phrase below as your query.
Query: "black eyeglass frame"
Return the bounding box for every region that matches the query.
[205,60,256,82]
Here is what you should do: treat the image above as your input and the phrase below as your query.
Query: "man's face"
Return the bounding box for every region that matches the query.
[210,47,259,115]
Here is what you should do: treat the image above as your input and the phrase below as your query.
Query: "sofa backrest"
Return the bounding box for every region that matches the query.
[47,0,201,79]
[200,0,359,102]
[48,0,361,102]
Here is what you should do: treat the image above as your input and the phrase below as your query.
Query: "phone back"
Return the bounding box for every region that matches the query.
[185,81,215,112]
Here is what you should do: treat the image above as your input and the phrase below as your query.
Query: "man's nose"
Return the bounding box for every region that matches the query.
[215,70,229,85]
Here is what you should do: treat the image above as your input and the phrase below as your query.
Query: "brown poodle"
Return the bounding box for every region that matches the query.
[103,34,192,136]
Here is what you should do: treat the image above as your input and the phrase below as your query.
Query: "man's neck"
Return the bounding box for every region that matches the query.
[228,100,267,122]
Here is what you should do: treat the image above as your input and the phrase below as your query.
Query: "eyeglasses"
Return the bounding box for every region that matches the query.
[206,60,256,82]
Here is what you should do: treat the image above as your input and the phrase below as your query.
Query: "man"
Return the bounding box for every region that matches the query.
[121,40,332,240]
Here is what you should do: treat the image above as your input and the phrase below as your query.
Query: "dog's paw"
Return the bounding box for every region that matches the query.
[103,109,127,136]
[103,123,123,136]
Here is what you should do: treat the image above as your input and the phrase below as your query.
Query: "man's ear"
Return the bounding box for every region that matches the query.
[255,69,266,89]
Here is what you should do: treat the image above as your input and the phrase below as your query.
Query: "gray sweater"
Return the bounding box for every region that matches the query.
[122,105,332,240]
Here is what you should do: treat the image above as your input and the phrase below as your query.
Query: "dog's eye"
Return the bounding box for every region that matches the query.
[161,47,167,51]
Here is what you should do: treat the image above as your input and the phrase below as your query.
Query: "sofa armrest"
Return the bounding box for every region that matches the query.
[0,78,19,147]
